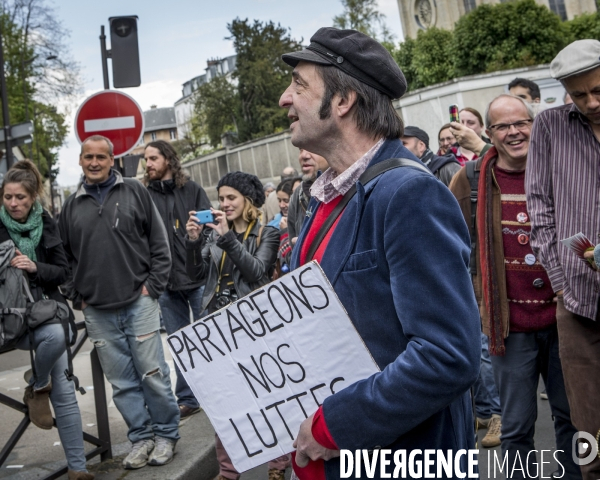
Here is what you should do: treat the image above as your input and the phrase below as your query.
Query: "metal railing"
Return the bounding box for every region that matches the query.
[0,321,112,479]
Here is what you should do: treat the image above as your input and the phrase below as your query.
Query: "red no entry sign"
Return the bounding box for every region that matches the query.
[75,90,145,158]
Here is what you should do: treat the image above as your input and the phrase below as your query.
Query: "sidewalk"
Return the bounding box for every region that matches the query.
[0,312,218,480]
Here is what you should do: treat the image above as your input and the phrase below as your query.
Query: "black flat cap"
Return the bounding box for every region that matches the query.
[282,27,407,99]
[402,126,429,147]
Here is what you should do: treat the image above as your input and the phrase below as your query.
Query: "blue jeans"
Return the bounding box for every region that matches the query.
[158,287,204,409]
[491,326,581,479]
[17,323,87,472]
[473,332,501,418]
[84,294,180,443]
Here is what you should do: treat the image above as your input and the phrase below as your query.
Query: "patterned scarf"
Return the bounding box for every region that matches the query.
[476,148,506,356]
[0,201,43,261]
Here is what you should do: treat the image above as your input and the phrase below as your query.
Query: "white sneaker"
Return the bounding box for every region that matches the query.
[148,436,177,466]
[123,438,155,469]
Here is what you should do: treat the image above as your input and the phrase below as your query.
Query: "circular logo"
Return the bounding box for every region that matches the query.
[572,431,599,466]
[517,212,529,224]
[525,254,536,265]
[518,234,529,245]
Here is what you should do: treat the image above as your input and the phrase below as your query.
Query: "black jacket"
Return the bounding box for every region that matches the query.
[0,210,68,304]
[185,222,279,312]
[147,179,211,291]
[287,178,313,243]
[59,172,171,310]
[421,149,461,187]
[0,210,75,340]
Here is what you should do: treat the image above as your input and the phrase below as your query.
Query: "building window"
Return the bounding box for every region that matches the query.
[151,132,157,141]
[463,0,476,12]
[170,129,177,140]
[548,0,567,20]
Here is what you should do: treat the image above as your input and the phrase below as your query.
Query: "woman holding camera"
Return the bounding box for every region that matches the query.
[185,171,285,480]
[0,160,92,480]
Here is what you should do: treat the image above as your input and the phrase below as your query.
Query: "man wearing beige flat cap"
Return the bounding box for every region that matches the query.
[526,39,600,480]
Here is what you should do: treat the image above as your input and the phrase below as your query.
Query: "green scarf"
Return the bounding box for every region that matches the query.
[0,201,43,261]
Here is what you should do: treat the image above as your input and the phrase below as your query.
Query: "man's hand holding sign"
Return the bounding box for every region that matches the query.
[167,262,379,472]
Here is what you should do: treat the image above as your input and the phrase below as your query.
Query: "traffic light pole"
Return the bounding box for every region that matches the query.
[0,25,13,168]
[99,26,110,90]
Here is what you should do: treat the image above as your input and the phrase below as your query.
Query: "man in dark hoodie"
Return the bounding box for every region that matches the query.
[144,140,211,419]
[401,126,461,186]
[59,135,179,471]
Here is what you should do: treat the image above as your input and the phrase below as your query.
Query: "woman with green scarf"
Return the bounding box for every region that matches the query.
[0,160,93,480]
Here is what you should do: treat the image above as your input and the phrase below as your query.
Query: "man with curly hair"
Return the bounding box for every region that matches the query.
[144,140,211,418]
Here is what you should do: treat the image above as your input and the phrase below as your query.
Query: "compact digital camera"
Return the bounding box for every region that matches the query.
[215,288,238,309]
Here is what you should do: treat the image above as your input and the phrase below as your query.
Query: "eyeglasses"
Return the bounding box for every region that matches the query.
[488,119,533,133]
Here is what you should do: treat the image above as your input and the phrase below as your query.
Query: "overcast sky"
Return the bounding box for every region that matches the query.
[54,0,404,186]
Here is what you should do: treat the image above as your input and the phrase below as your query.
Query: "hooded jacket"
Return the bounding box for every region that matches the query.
[420,149,461,186]
[147,178,211,291]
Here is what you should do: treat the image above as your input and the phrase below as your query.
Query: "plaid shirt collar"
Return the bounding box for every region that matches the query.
[310,138,384,204]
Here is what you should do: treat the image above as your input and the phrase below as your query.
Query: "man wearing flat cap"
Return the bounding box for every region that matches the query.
[526,39,600,480]
[401,125,461,186]
[279,27,480,479]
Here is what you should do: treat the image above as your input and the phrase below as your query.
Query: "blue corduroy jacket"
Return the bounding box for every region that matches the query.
[291,139,481,480]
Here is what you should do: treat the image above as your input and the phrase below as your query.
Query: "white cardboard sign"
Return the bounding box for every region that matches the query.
[167,261,380,472]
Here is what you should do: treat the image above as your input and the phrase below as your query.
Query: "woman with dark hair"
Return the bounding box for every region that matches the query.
[0,160,93,480]
[267,178,295,229]
[437,123,455,156]
[268,178,297,272]
[185,171,289,480]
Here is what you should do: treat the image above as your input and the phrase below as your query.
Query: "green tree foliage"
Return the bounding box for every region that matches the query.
[452,0,567,75]
[412,28,454,87]
[389,0,587,92]
[565,12,600,41]
[194,75,239,148]
[390,37,421,90]
[333,0,394,42]
[227,18,301,143]
[389,28,453,90]
[0,13,70,177]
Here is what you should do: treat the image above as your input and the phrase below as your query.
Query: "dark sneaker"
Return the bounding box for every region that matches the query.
[123,438,154,469]
[148,436,176,466]
[475,417,491,431]
[179,405,201,419]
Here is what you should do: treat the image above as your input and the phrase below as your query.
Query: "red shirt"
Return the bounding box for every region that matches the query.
[300,196,343,265]
[294,198,343,480]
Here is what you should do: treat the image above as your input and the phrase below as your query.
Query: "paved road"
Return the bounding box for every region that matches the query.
[0,308,565,479]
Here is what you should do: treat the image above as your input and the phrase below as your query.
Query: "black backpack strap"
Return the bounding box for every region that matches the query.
[61,315,86,395]
[465,161,480,277]
[22,275,85,395]
[305,157,430,262]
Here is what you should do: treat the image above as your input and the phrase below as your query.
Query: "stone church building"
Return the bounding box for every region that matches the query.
[397,0,597,38]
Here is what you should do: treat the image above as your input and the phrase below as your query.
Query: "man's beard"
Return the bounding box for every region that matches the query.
[147,166,168,180]
[302,171,317,182]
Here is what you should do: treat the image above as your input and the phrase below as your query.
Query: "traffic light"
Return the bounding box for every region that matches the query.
[109,16,141,88]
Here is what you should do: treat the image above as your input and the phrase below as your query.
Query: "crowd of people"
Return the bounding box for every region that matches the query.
[1,27,599,480]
